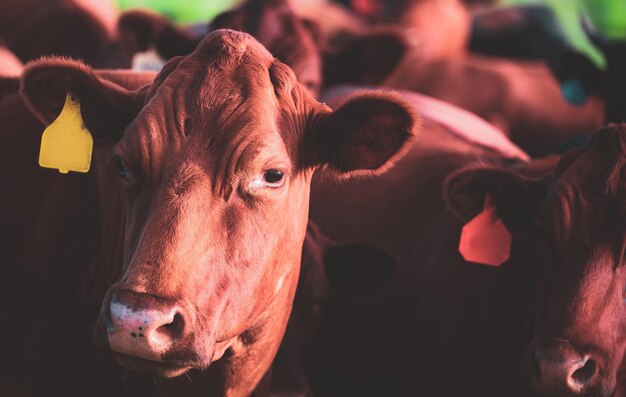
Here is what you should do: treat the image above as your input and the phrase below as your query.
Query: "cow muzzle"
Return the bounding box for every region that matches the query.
[527,339,606,396]
[103,289,201,377]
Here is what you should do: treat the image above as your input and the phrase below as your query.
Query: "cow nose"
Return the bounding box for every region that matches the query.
[107,290,187,361]
[527,340,601,396]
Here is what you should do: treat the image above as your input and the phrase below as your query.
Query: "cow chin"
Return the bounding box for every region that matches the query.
[113,353,192,378]
[107,332,241,378]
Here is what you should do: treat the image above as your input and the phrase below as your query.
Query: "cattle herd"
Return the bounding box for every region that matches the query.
[0,0,625,396]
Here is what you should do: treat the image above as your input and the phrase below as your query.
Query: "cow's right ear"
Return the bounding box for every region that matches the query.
[443,162,553,233]
[308,90,420,178]
[21,57,144,144]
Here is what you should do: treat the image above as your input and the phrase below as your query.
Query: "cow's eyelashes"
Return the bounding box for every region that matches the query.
[113,156,135,185]
[263,169,285,185]
[248,168,287,191]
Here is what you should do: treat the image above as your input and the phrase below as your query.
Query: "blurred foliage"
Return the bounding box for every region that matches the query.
[115,0,242,23]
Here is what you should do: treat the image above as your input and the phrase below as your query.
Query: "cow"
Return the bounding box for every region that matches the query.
[323,29,604,155]
[334,0,498,61]
[0,0,132,68]
[118,0,322,94]
[469,4,571,63]
[309,86,625,396]
[6,29,419,396]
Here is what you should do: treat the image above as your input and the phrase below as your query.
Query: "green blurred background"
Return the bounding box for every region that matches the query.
[115,0,626,65]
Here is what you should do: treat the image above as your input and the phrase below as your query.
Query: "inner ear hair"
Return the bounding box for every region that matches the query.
[21,57,142,143]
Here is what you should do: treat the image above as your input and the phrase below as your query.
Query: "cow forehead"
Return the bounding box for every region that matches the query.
[545,131,625,252]
[122,31,286,150]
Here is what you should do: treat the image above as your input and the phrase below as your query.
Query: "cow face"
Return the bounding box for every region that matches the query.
[21,30,418,378]
[445,126,626,396]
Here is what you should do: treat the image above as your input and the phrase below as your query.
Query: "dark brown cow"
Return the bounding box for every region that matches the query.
[324,30,604,155]
[0,0,132,68]
[12,29,418,396]
[310,87,625,396]
[118,0,322,94]
[0,69,156,397]
[446,126,626,397]
[309,87,530,396]
[469,5,571,63]
[550,20,626,124]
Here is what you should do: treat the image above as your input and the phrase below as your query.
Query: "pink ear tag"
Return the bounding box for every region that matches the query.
[459,194,512,267]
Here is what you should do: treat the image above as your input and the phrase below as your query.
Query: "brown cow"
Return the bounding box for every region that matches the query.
[0,0,132,68]
[118,0,322,94]
[14,29,418,396]
[309,86,530,396]
[310,87,625,396]
[446,126,626,397]
[323,29,604,155]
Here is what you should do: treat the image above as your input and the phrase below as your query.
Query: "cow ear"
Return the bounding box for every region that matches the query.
[309,91,420,177]
[323,32,407,87]
[323,243,398,296]
[20,57,143,144]
[444,163,552,233]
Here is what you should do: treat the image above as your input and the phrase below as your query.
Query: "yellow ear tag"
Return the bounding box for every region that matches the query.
[38,93,93,174]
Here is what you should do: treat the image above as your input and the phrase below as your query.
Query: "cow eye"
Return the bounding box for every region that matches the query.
[263,169,285,186]
[113,156,134,185]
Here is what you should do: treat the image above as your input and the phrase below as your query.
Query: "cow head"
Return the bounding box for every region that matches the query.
[118,0,322,95]
[21,30,419,380]
[445,126,626,396]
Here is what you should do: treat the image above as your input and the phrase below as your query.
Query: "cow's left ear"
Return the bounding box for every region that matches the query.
[21,57,145,144]
[444,161,554,233]
[309,91,420,177]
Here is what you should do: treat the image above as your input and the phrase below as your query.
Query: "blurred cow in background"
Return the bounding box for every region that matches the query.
[470,5,571,63]
[118,0,323,95]
[312,87,626,397]
[322,27,603,156]
[550,19,626,124]
[337,0,499,61]
[0,0,134,68]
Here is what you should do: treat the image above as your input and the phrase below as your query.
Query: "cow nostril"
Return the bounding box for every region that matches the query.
[151,312,185,347]
[569,358,597,388]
